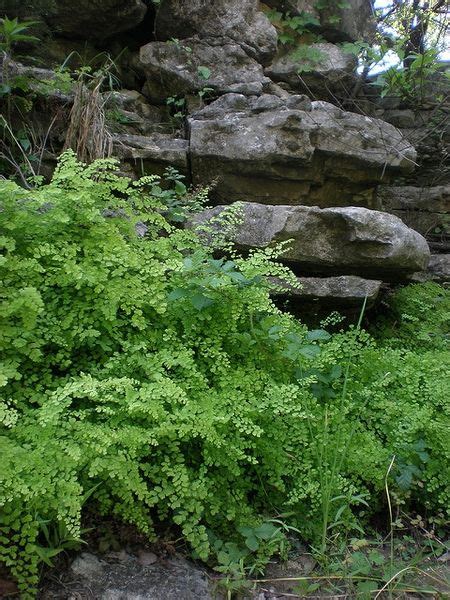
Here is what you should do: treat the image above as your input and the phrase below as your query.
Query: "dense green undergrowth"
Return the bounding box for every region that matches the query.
[0,153,449,597]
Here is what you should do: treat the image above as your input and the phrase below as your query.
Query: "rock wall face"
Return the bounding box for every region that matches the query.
[2,0,448,305]
[265,42,358,101]
[139,38,272,102]
[188,94,415,207]
[154,0,278,64]
[376,185,449,247]
[0,0,148,39]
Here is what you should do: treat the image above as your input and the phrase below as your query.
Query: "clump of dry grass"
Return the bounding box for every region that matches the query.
[64,76,113,163]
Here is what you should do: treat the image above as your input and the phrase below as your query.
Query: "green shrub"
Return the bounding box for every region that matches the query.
[373,282,450,351]
[320,329,449,519]
[0,153,448,596]
[0,151,317,594]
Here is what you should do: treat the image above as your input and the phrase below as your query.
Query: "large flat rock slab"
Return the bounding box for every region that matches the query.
[191,202,430,279]
[113,134,189,174]
[273,275,382,308]
[188,94,416,208]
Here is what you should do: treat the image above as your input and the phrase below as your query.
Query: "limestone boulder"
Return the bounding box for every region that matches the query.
[319,0,375,42]
[273,275,382,308]
[188,94,416,207]
[154,0,277,64]
[303,101,415,169]
[191,202,430,279]
[265,42,357,100]
[139,37,270,103]
[2,0,147,40]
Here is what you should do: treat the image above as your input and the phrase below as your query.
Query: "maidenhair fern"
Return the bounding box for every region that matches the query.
[0,152,448,597]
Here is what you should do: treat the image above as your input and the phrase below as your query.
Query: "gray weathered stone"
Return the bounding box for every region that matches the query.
[427,254,450,283]
[71,553,105,579]
[99,555,213,600]
[265,43,357,100]
[273,275,382,308]
[113,134,189,173]
[106,90,172,135]
[139,37,270,103]
[188,94,416,207]
[0,59,72,100]
[154,0,277,64]
[191,202,430,279]
[410,254,450,284]
[377,185,449,213]
[304,101,415,169]
[382,110,416,129]
[319,0,375,42]
[57,552,212,599]
[377,185,450,245]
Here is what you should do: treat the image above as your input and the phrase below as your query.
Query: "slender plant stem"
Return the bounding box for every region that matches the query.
[319,296,368,556]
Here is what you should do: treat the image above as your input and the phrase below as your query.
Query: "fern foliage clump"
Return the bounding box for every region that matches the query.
[0,152,318,594]
[0,153,448,596]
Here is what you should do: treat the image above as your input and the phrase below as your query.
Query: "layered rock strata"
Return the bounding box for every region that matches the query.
[2,0,444,305]
[188,94,416,208]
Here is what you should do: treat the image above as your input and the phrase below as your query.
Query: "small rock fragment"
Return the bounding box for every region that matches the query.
[71,552,104,579]
[138,551,158,566]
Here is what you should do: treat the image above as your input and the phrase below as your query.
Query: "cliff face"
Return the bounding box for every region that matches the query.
[1,0,449,306]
